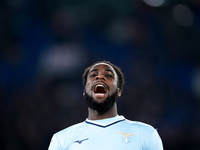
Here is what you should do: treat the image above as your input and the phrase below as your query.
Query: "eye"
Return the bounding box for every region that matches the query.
[89,73,97,77]
[105,74,113,78]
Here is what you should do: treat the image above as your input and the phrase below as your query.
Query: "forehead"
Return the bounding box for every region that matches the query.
[89,63,116,74]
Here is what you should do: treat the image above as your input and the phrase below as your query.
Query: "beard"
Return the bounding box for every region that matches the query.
[84,90,119,115]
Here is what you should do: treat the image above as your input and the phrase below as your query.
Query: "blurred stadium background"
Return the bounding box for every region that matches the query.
[0,0,200,149]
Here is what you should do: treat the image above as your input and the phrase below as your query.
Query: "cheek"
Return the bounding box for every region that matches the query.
[113,80,118,88]
[85,81,92,93]
[109,81,118,93]
[113,75,119,88]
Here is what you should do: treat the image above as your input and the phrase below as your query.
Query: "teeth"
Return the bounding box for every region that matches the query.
[95,84,104,88]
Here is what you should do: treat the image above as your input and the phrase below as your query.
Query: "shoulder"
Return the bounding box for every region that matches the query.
[125,119,163,147]
[48,122,86,149]
[125,118,155,128]
[52,121,86,142]
[124,118,157,134]
[55,122,85,137]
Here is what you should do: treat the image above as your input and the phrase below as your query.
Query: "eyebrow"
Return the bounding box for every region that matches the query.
[89,69,98,73]
[105,69,114,74]
[89,68,114,74]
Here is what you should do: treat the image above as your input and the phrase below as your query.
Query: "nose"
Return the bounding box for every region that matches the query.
[95,74,105,81]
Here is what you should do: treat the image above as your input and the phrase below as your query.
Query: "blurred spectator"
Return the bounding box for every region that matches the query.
[37,43,88,80]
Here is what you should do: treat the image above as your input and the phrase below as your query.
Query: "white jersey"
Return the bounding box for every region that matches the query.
[48,115,163,150]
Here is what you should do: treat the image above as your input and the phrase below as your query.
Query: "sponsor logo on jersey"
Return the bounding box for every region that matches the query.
[117,132,136,143]
[74,138,89,144]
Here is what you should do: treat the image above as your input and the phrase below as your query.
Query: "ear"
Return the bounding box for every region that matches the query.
[117,88,122,97]
[83,91,85,96]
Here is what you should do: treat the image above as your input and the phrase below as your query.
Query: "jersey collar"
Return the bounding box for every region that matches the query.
[85,115,125,128]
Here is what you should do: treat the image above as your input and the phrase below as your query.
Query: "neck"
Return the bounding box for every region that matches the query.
[87,103,118,120]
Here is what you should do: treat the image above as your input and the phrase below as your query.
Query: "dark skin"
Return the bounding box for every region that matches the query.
[83,63,122,120]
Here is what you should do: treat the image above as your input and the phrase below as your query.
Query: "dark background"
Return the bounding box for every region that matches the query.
[0,0,200,149]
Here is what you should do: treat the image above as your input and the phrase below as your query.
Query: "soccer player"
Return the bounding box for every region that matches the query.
[48,61,164,150]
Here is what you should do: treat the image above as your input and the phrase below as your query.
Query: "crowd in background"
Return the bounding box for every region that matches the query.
[0,0,200,149]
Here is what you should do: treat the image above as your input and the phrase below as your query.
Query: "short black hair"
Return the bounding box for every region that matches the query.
[82,61,125,91]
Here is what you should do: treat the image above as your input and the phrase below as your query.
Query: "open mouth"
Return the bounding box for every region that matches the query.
[93,84,107,94]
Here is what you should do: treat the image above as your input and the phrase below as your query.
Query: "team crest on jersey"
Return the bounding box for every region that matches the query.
[117,132,136,143]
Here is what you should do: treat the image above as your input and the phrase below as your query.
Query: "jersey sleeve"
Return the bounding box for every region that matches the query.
[48,134,62,150]
[147,129,164,150]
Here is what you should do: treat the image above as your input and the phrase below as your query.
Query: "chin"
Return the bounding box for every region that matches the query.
[84,90,118,114]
